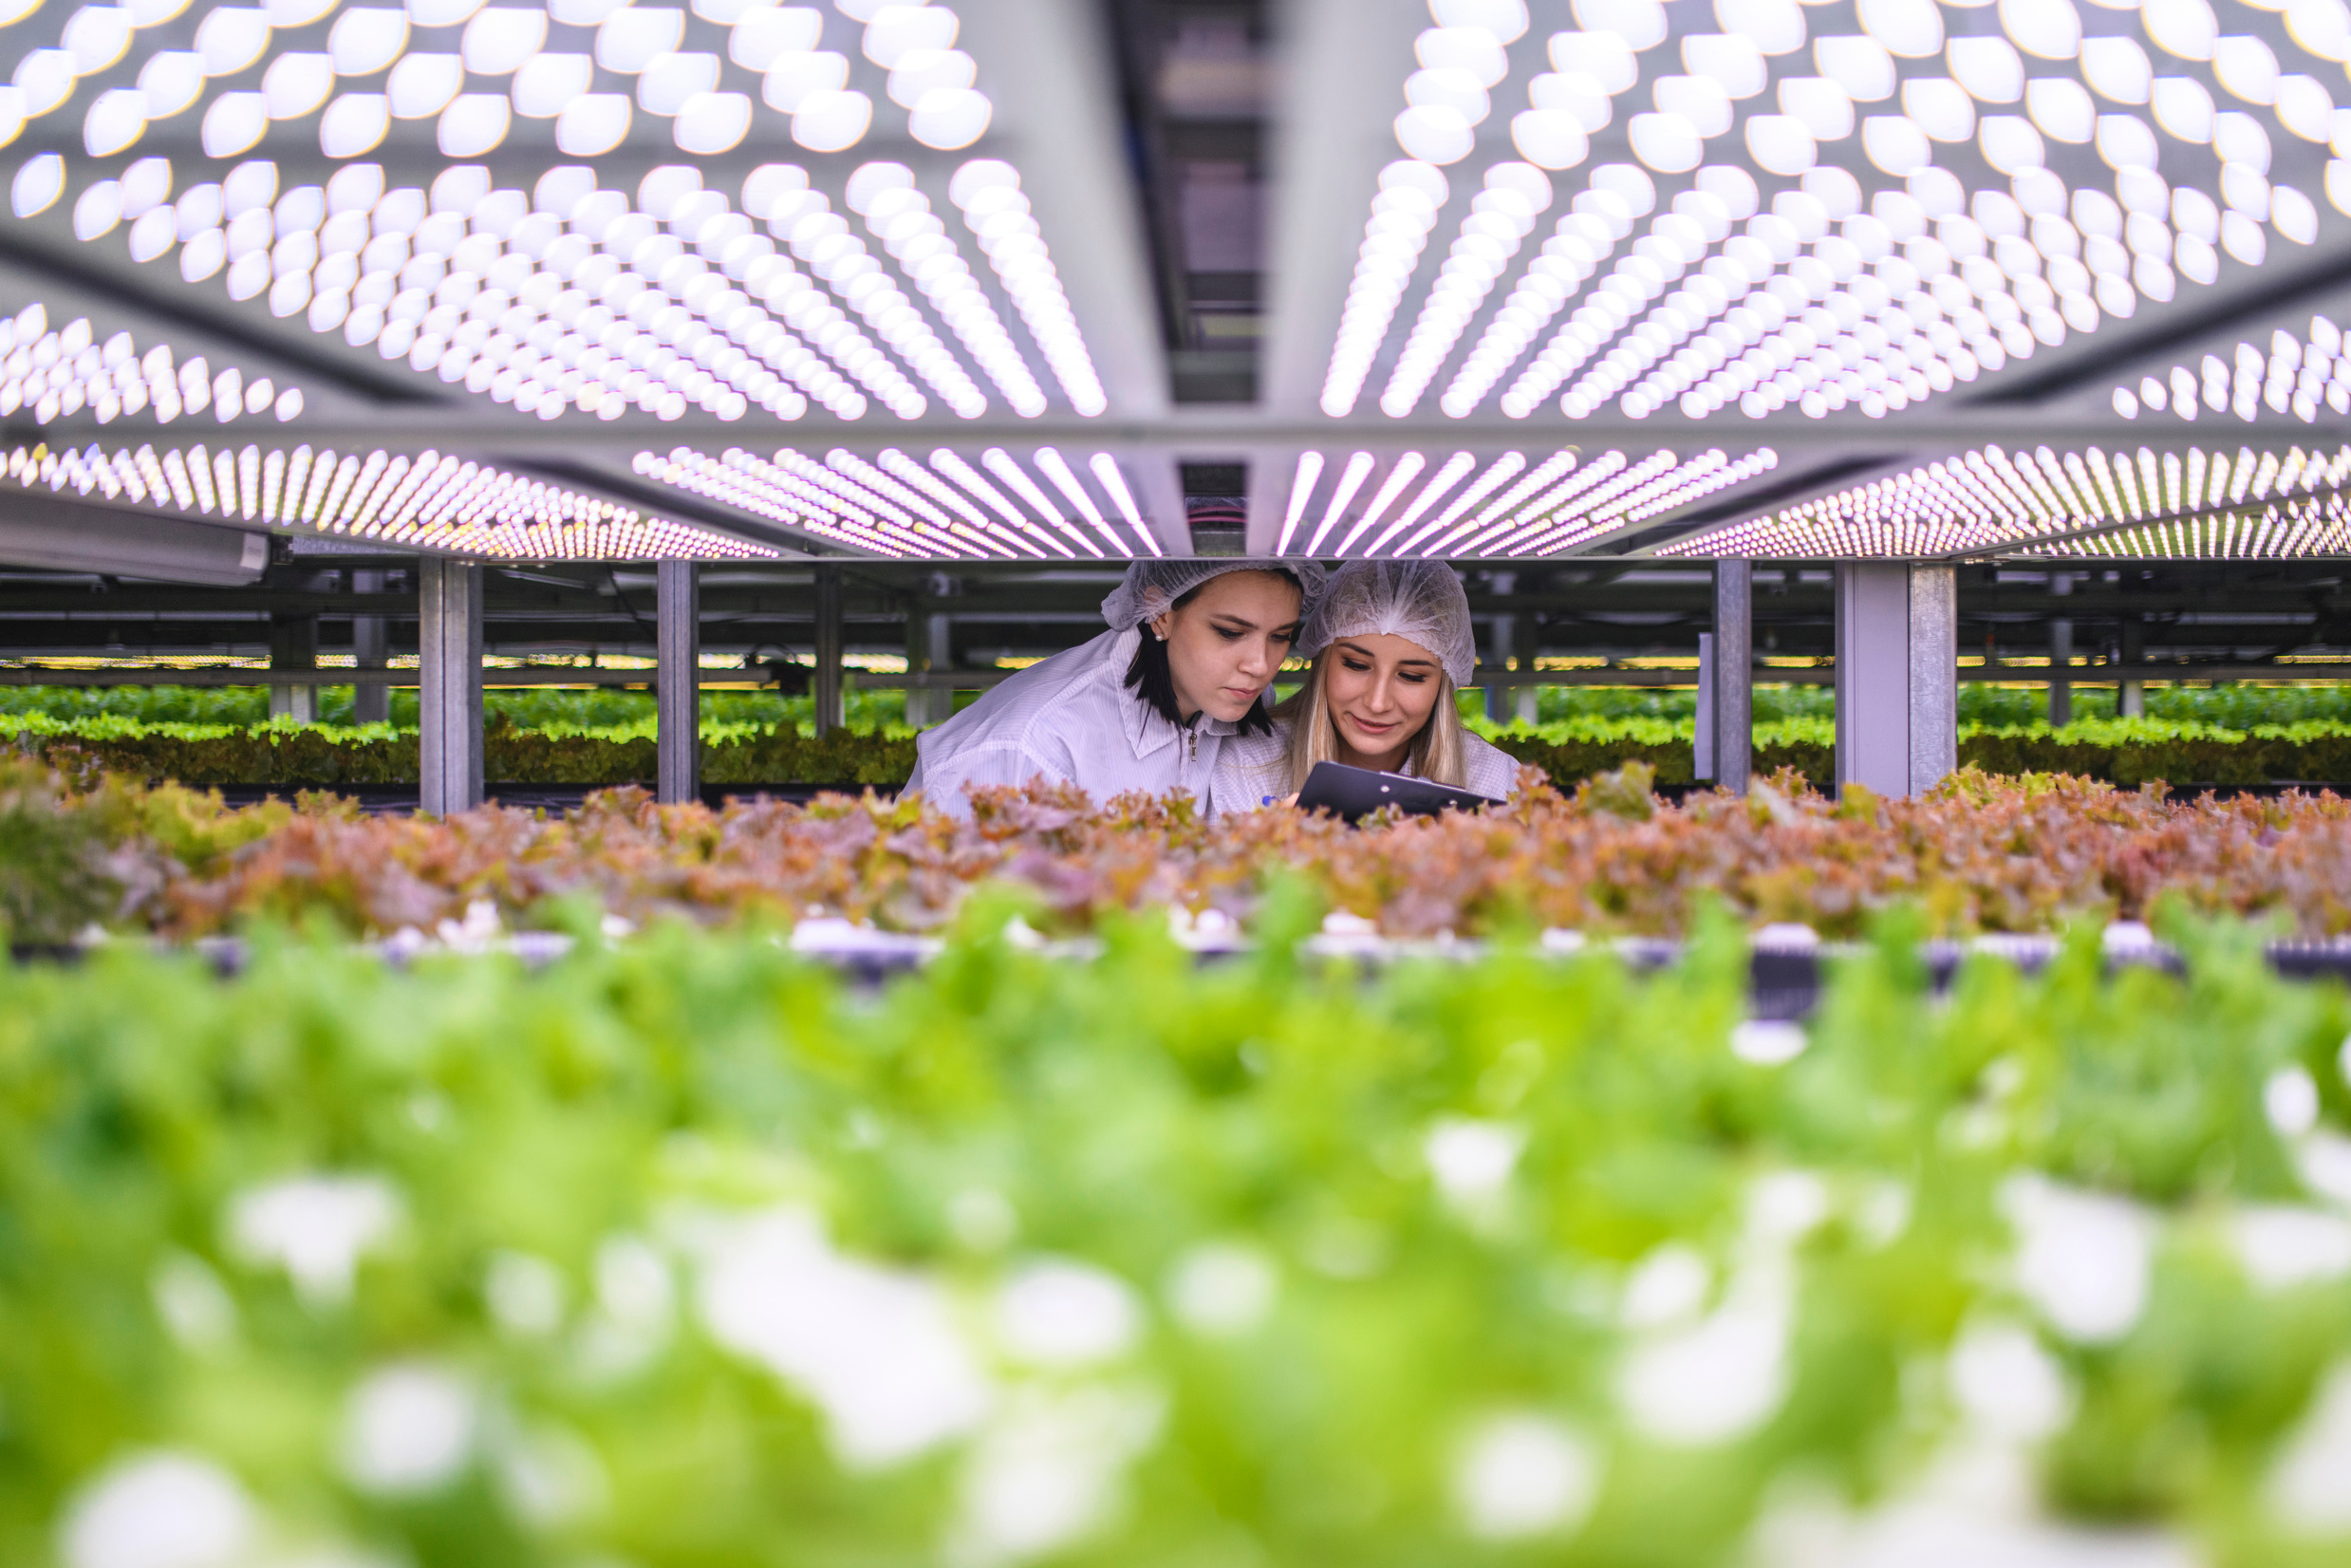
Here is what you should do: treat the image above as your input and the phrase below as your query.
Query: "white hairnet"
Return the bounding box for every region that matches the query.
[1297,560,1478,686]
[1098,559,1326,630]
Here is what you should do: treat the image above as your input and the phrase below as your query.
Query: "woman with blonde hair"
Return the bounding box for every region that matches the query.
[1215,559,1522,810]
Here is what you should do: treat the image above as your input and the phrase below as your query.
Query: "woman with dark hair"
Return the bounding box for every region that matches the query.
[905,559,1323,816]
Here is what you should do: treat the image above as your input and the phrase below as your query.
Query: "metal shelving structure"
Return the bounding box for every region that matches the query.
[0,0,2346,801]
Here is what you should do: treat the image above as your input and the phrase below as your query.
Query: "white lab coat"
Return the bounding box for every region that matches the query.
[905,626,1254,816]
[1210,720,1525,815]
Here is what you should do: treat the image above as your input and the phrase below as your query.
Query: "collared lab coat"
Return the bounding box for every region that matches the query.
[1209,719,1525,815]
[905,626,1249,816]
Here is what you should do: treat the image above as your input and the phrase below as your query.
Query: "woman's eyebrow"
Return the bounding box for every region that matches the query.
[1335,640,1435,665]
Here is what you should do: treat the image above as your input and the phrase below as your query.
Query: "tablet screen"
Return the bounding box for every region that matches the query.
[1294,761,1501,822]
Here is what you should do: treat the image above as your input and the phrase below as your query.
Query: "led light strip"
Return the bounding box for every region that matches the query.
[2114,312,2351,423]
[2025,494,2351,558]
[1663,441,2351,557]
[1327,0,2343,427]
[0,299,304,427]
[10,439,773,559]
[635,444,1150,558]
[637,446,924,556]
[1273,443,1775,557]
[845,162,1046,418]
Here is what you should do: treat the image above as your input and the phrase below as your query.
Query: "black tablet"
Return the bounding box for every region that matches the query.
[1294,760,1501,822]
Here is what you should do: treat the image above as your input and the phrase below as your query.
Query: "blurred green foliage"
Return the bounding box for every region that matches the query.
[0,912,2345,1566]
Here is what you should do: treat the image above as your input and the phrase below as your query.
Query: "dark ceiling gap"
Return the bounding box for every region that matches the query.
[1107,0,1270,406]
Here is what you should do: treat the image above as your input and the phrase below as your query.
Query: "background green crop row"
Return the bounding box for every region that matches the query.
[15,679,2351,732]
[9,709,2351,790]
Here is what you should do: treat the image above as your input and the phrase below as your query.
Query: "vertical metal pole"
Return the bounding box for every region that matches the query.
[1484,571,1515,724]
[268,614,317,723]
[656,559,700,804]
[2119,614,2145,718]
[904,588,931,731]
[812,563,844,736]
[1511,608,1539,726]
[418,557,483,814]
[350,568,389,724]
[1695,633,1715,780]
[1836,562,1955,799]
[1712,558,1752,794]
[1910,565,1957,795]
[2048,571,2073,727]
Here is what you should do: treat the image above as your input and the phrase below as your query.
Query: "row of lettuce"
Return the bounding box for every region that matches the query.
[11,707,2351,788]
[10,756,2351,944]
[2,906,2348,1567]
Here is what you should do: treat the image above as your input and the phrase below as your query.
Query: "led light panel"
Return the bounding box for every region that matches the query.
[1272,443,1778,556]
[1,1,1109,427]
[2024,495,2351,557]
[632,443,1159,559]
[0,298,304,426]
[1323,0,2343,427]
[7,437,774,559]
[1664,440,2351,557]
[2113,311,2351,422]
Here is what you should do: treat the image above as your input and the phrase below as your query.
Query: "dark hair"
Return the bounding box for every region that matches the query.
[1123,571,1302,736]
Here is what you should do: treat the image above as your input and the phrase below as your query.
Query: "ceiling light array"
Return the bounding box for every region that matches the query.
[632,444,1156,559]
[22,148,1099,425]
[2024,494,2351,557]
[1,0,993,166]
[1664,441,2351,557]
[0,299,303,427]
[1326,0,2343,425]
[1273,443,1778,557]
[9,438,774,558]
[2114,313,2351,422]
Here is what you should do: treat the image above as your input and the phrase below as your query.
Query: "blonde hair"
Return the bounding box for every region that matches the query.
[1275,647,1466,794]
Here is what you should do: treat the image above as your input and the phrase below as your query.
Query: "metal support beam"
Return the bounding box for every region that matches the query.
[1485,572,1517,724]
[1835,563,1956,800]
[904,575,954,729]
[2049,572,2074,727]
[812,563,844,736]
[1511,608,1540,726]
[351,568,389,724]
[656,560,699,805]
[418,557,483,815]
[2119,616,2145,718]
[1713,559,1753,794]
[267,614,317,724]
